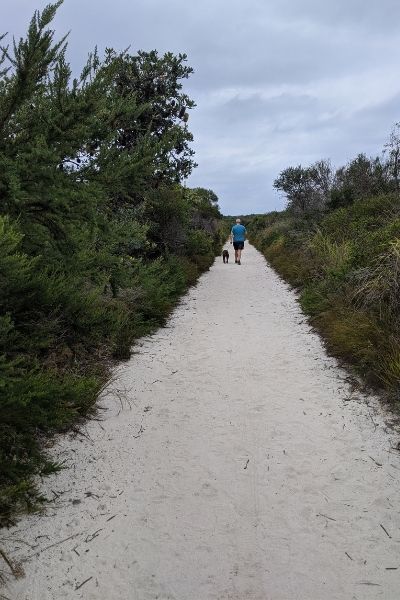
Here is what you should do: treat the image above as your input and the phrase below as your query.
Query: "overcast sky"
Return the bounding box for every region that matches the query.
[4,0,400,214]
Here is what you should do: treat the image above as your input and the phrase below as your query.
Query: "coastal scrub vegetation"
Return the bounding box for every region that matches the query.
[248,132,400,404]
[0,2,224,524]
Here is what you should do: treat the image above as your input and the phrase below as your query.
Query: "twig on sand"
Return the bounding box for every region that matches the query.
[106,514,117,522]
[317,513,337,522]
[85,491,100,499]
[368,412,377,431]
[368,456,382,467]
[345,552,353,561]
[244,459,250,470]
[133,425,144,439]
[386,567,398,570]
[0,548,24,579]
[380,524,392,538]
[26,533,82,559]
[85,529,102,543]
[5,537,38,550]
[75,576,93,591]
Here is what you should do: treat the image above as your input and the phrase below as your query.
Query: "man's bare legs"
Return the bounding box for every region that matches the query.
[234,247,242,264]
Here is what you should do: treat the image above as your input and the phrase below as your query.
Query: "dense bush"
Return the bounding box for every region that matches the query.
[0,3,224,525]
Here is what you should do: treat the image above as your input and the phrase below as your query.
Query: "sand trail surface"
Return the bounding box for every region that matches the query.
[3,243,400,599]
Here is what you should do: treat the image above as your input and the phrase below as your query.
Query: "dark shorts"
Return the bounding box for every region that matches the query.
[233,241,244,250]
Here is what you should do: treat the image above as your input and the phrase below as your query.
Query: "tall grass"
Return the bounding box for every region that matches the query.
[248,194,400,400]
[353,239,400,318]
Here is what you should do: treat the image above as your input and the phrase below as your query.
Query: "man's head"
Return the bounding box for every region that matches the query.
[236,218,241,224]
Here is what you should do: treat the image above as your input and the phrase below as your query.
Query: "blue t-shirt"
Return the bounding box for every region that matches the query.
[231,224,246,242]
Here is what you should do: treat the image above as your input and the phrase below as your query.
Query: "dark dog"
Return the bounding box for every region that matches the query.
[222,249,229,264]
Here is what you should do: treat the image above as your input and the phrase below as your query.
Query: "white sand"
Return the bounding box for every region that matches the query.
[3,243,400,600]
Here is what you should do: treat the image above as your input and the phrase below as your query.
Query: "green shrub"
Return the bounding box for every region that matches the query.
[0,369,100,526]
[185,229,214,257]
[135,257,186,323]
[0,3,223,525]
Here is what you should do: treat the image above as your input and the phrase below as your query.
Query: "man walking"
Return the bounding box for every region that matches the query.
[230,218,247,265]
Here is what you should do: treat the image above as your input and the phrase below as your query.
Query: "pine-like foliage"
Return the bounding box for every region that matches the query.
[0,3,223,525]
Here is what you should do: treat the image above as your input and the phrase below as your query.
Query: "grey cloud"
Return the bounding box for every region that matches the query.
[205,93,321,139]
[270,0,400,33]
[4,0,400,213]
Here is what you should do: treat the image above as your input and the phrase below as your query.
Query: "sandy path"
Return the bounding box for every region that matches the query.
[3,243,400,600]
